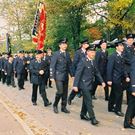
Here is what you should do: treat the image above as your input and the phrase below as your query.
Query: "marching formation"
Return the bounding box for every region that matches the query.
[0,34,135,129]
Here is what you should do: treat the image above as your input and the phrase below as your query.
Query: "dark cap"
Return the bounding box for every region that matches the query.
[43,50,47,53]
[126,34,134,39]
[86,45,96,51]
[114,40,124,47]
[59,38,68,44]
[99,39,107,45]
[35,50,43,55]
[80,38,89,44]
[18,50,24,53]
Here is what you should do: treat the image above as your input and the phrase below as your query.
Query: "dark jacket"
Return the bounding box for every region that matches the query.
[30,59,48,85]
[73,57,104,90]
[72,48,86,76]
[4,61,14,76]
[95,49,108,76]
[130,56,135,92]
[123,44,134,73]
[50,50,73,81]
[107,52,128,84]
[13,57,27,74]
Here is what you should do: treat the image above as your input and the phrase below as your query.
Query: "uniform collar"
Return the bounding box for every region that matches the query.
[81,48,86,54]
[116,51,122,56]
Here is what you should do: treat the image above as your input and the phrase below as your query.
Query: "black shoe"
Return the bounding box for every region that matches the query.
[124,123,135,129]
[105,97,109,101]
[92,95,97,100]
[49,86,53,88]
[68,98,72,105]
[108,108,115,112]
[61,108,70,113]
[91,118,99,125]
[22,87,25,89]
[44,102,52,107]
[53,106,59,113]
[80,115,90,121]
[33,102,37,106]
[115,111,124,117]
[12,85,16,88]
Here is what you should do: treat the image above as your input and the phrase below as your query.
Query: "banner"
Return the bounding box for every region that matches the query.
[6,33,11,55]
[32,2,46,50]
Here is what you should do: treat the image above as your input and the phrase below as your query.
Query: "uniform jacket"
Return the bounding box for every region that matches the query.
[72,48,86,76]
[13,57,27,74]
[4,61,14,76]
[123,43,134,73]
[30,59,48,85]
[95,49,108,76]
[107,52,128,84]
[130,56,135,92]
[50,50,73,81]
[73,57,104,90]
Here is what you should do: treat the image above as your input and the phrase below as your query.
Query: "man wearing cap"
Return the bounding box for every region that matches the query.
[45,48,53,88]
[123,34,135,104]
[14,50,27,90]
[124,54,135,129]
[27,50,35,82]
[50,38,73,114]
[30,50,52,106]
[91,39,109,101]
[1,53,8,84]
[73,46,105,125]
[4,55,16,87]
[107,41,130,117]
[68,38,89,105]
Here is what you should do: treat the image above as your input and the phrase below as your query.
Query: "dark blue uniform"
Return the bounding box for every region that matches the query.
[123,43,134,103]
[43,55,52,88]
[30,58,51,106]
[73,57,103,120]
[14,57,27,90]
[107,52,128,113]
[68,48,86,103]
[27,56,35,82]
[124,55,135,128]
[50,50,73,112]
[91,49,109,100]
[1,57,8,84]
[4,60,15,87]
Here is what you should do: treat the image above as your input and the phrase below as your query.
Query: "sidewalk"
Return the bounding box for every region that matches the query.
[0,102,27,135]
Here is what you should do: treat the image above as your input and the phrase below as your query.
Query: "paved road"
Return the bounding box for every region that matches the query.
[0,102,27,135]
[0,80,135,135]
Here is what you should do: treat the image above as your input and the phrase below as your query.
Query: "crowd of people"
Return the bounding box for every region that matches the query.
[0,34,135,129]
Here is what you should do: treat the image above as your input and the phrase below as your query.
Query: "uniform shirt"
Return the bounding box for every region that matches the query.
[73,57,103,90]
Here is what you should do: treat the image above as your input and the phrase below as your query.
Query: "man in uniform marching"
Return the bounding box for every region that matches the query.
[68,38,89,105]
[91,39,109,101]
[30,50,51,106]
[73,46,105,125]
[14,50,26,90]
[50,38,73,114]
[107,41,130,117]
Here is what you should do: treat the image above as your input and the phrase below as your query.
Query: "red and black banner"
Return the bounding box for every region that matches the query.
[32,2,46,50]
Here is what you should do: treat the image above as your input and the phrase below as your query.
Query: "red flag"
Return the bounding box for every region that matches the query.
[32,2,46,50]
